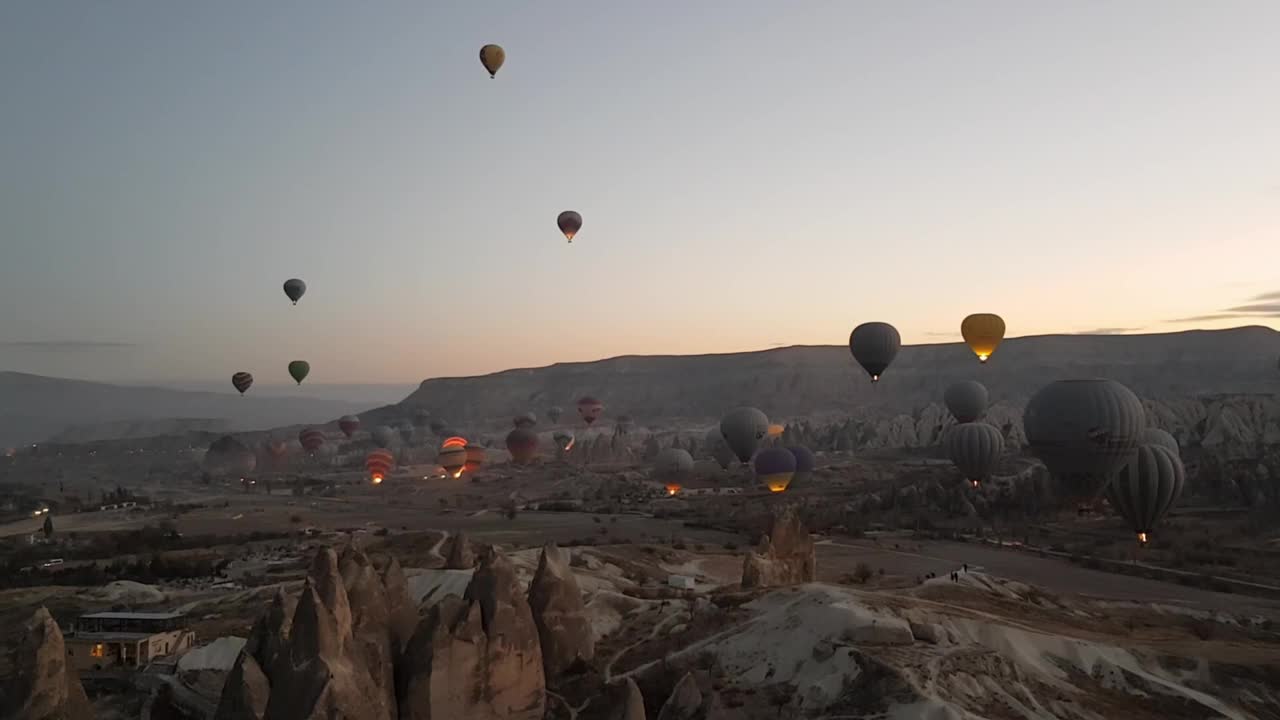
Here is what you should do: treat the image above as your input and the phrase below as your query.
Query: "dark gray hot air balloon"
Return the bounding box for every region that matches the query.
[398,423,415,444]
[547,406,563,424]
[513,412,537,429]
[283,278,306,305]
[557,211,583,242]
[1142,428,1179,458]
[944,381,989,423]
[705,426,737,469]
[1023,378,1146,504]
[1106,443,1184,545]
[945,422,1004,488]
[372,425,396,449]
[429,419,448,436]
[848,322,901,382]
[720,407,769,464]
[553,430,575,452]
[412,408,431,430]
[787,446,815,486]
[654,447,694,495]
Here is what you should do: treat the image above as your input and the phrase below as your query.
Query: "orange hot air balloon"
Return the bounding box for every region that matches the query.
[438,445,467,478]
[961,313,1006,363]
[441,436,468,449]
[366,448,394,484]
[464,445,486,474]
[767,423,784,439]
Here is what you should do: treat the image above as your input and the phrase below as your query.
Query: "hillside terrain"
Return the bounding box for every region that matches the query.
[0,373,368,448]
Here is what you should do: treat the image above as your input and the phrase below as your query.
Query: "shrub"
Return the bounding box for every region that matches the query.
[852,562,873,584]
[289,514,302,523]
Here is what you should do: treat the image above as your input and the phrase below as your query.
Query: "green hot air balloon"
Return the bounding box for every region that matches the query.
[945,422,1004,488]
[288,361,310,385]
[1024,378,1146,505]
[1106,443,1185,545]
[944,381,989,423]
[849,322,901,383]
[719,407,769,464]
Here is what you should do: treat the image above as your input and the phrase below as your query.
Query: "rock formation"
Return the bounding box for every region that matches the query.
[2,608,93,720]
[741,506,816,588]
[398,548,546,719]
[527,543,595,680]
[609,678,647,720]
[656,672,728,720]
[217,545,545,720]
[444,532,476,569]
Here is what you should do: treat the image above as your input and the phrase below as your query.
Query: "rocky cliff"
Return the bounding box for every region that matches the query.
[1,608,93,720]
[527,543,595,680]
[742,507,816,589]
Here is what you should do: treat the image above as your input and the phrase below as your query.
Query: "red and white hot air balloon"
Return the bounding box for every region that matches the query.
[366,448,395,484]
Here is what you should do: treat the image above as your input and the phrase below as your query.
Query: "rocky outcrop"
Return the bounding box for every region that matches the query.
[398,548,546,719]
[380,556,420,653]
[444,532,476,569]
[741,507,816,588]
[527,543,595,679]
[2,608,92,720]
[609,678,647,720]
[656,672,727,720]
[214,652,270,720]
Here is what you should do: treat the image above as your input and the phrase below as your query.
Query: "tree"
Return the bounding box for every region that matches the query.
[41,514,54,539]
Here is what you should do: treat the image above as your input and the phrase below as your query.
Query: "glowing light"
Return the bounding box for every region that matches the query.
[766,480,790,493]
[1137,532,1148,545]
[969,479,980,489]
[665,483,681,496]
[978,354,990,363]
[371,474,384,485]
[452,469,464,479]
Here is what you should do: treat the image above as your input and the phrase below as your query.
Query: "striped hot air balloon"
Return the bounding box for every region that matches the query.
[464,445,487,474]
[231,372,254,395]
[577,396,604,425]
[441,436,468,449]
[438,444,467,478]
[298,428,326,453]
[366,448,395,484]
[266,439,288,459]
[506,428,539,464]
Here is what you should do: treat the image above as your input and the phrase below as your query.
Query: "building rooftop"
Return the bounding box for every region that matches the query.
[79,611,186,621]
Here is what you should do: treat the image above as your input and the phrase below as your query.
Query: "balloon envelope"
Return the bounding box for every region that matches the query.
[553,430,575,451]
[298,428,325,453]
[283,278,306,304]
[1142,428,1179,457]
[437,446,467,477]
[944,381,989,423]
[338,415,360,438]
[787,446,815,475]
[464,445,486,473]
[513,412,537,429]
[1106,444,1185,544]
[754,447,797,493]
[577,396,604,425]
[547,406,563,423]
[371,426,395,449]
[506,428,539,464]
[287,361,310,385]
[848,322,901,382]
[945,423,1004,487]
[720,407,769,464]
[961,313,1006,363]
[557,211,583,242]
[479,44,505,78]
[231,372,253,395]
[366,448,394,483]
[1023,378,1146,504]
[705,426,736,469]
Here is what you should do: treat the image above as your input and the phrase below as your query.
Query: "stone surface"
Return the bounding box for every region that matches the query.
[2,608,92,720]
[741,507,816,588]
[444,532,476,570]
[527,542,595,680]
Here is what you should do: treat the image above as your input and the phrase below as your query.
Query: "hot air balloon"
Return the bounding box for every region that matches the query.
[288,361,310,385]
[506,428,539,464]
[1142,428,1179,458]
[283,279,306,305]
[441,436,468,449]
[945,422,1004,488]
[429,419,448,436]
[614,415,634,435]
[767,424,785,439]
[231,372,254,395]
[266,439,289,459]
[553,430,575,452]
[298,428,326,453]
[787,446,815,485]
[848,322,901,382]
[557,211,583,243]
[412,408,431,430]
[1106,444,1185,545]
[204,436,256,478]
[513,412,537,429]
[1023,378,1146,504]
[961,313,1005,363]
[398,423,415,445]
[372,425,395,449]
[577,396,604,425]
[366,448,394,484]
[944,381,989,423]
[754,447,797,493]
[720,407,769,464]
[338,415,360,439]
[479,44,505,78]
[705,426,737,470]
[654,447,694,495]
[437,445,467,478]
[464,444,486,474]
[547,406,563,423]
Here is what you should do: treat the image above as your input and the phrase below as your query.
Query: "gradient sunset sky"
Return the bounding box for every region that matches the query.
[2,1,1278,386]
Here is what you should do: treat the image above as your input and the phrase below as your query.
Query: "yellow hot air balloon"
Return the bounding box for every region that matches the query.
[961,313,1006,363]
[479,44,505,78]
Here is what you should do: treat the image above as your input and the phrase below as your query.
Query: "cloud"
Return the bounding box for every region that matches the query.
[923,331,958,338]
[0,341,138,351]
[1074,327,1145,335]
[1248,290,1280,302]
[1164,313,1253,323]
[1225,302,1280,314]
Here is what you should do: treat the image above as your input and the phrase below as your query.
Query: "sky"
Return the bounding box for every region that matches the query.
[2,1,1278,387]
